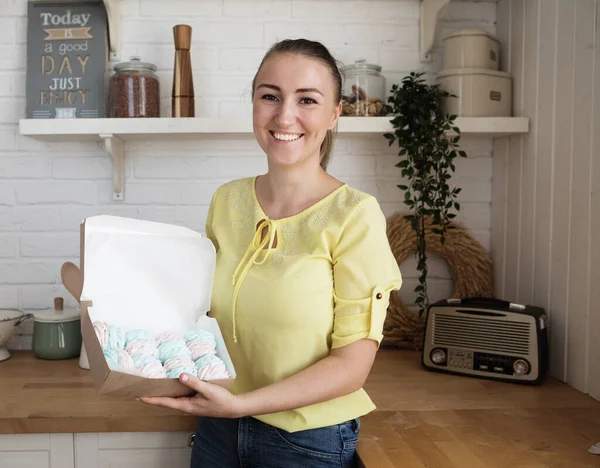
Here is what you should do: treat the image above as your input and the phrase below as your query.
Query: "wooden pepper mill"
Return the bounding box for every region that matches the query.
[172,24,195,117]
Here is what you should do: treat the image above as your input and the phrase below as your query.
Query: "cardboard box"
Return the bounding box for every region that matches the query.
[80,215,236,398]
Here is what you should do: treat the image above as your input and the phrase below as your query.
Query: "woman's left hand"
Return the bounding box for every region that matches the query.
[138,373,244,418]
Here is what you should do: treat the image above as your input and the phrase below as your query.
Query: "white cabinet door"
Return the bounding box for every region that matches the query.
[75,432,193,468]
[0,433,74,468]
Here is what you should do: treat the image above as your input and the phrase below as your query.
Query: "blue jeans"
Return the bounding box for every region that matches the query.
[190,416,360,467]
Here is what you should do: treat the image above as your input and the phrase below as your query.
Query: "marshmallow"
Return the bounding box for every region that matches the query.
[124,329,153,347]
[138,361,167,379]
[115,349,135,368]
[197,361,230,380]
[184,329,216,346]
[108,325,125,350]
[158,340,190,363]
[93,321,109,348]
[155,331,184,346]
[126,339,159,358]
[194,353,221,369]
[187,339,216,361]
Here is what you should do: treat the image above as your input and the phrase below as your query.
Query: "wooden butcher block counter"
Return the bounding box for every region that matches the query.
[1,349,599,467]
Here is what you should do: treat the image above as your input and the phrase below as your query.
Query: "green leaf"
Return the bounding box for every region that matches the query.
[397,184,408,190]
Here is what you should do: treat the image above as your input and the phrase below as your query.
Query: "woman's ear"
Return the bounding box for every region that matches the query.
[329,101,342,130]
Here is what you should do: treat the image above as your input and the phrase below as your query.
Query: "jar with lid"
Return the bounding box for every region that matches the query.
[110,56,160,118]
[340,59,386,117]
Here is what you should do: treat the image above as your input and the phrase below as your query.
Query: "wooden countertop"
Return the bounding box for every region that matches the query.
[2,349,600,467]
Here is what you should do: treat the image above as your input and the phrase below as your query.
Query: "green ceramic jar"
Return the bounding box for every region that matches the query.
[32,306,82,360]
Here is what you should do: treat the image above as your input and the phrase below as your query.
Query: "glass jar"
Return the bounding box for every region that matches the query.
[110,56,160,118]
[340,59,386,117]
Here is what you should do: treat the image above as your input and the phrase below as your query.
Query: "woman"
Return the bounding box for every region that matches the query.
[140,39,402,468]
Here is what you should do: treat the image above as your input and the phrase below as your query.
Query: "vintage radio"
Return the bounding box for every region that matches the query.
[421,297,548,384]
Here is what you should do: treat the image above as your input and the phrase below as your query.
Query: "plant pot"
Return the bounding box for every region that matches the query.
[32,297,82,360]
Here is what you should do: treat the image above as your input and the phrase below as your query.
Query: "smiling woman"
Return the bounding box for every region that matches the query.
[251,39,342,173]
[139,39,402,468]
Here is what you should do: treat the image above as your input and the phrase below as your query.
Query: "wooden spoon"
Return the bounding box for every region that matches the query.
[60,262,83,304]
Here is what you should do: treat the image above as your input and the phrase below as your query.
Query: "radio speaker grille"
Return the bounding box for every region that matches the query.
[432,314,530,354]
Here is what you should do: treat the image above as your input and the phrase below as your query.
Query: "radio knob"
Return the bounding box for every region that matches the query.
[430,349,446,365]
[513,359,530,375]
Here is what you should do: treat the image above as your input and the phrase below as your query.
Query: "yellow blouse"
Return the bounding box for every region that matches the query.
[205,176,402,432]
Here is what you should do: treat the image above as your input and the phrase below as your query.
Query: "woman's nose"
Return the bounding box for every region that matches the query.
[274,100,296,127]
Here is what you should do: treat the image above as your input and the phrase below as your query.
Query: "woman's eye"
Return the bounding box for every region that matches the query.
[299,97,317,105]
[261,94,278,101]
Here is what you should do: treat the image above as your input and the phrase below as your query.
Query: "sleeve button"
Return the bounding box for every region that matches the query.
[376,293,383,299]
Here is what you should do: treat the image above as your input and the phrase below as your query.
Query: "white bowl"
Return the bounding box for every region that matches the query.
[0,309,31,361]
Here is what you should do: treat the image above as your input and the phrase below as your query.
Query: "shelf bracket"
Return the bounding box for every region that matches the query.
[420,0,451,62]
[102,0,121,60]
[99,134,124,201]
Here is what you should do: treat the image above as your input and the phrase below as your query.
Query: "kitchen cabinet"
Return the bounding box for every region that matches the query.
[0,432,192,468]
[74,432,192,468]
[0,433,74,468]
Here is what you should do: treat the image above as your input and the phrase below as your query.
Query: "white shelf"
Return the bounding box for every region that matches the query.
[19,116,528,140]
[18,116,529,201]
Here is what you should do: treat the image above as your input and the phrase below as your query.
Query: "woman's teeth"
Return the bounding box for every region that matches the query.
[273,132,302,141]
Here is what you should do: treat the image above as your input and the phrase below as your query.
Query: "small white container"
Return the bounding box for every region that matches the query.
[443,29,500,70]
[437,68,512,117]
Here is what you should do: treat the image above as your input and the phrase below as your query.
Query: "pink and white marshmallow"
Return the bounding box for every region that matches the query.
[125,339,159,358]
[197,361,230,380]
[92,321,109,348]
[187,340,216,361]
[155,331,184,346]
[138,361,167,379]
[115,349,135,369]
[163,356,195,373]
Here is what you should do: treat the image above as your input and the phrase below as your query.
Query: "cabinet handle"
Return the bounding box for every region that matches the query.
[187,433,195,448]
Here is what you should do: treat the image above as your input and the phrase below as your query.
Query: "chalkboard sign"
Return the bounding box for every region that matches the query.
[26,1,108,119]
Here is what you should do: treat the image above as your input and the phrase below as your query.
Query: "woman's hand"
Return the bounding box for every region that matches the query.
[138,373,244,418]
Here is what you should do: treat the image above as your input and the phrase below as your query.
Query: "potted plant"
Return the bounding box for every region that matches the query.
[383,71,466,317]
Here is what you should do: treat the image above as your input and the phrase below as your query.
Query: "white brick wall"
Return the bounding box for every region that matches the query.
[0,0,497,349]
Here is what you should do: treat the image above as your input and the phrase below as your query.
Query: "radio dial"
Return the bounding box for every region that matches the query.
[431,348,446,365]
[513,359,530,375]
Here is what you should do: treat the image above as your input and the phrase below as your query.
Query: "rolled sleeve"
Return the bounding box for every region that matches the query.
[331,197,402,349]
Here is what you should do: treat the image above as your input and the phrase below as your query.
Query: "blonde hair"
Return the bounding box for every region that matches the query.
[252,39,342,171]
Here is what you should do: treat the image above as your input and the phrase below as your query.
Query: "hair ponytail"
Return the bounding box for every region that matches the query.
[319,129,335,170]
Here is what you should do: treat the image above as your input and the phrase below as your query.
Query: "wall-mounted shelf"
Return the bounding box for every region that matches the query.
[19,116,529,201]
[420,0,451,62]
